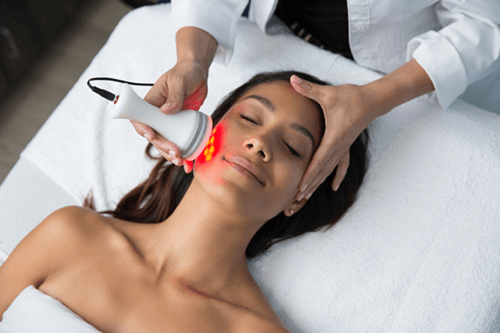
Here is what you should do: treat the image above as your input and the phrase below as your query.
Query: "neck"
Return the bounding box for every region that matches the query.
[137,179,262,296]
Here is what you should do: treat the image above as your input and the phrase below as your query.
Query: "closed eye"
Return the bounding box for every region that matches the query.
[240,115,301,158]
[284,143,301,158]
[240,115,257,124]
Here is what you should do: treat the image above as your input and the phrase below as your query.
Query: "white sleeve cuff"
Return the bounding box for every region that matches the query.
[172,0,248,65]
[407,30,468,110]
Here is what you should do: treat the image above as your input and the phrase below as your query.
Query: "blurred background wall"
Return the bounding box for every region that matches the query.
[0,0,132,183]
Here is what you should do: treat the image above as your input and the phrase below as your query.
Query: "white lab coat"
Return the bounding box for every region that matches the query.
[172,0,500,111]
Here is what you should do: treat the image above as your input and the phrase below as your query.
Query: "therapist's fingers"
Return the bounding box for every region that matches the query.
[143,72,170,108]
[183,160,193,174]
[161,60,208,114]
[131,120,184,166]
[298,127,339,191]
[130,120,156,141]
[296,151,338,201]
[138,60,208,164]
[150,137,184,167]
[161,80,187,115]
[144,60,208,115]
[290,75,328,103]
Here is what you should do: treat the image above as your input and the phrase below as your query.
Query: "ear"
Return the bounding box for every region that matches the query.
[283,195,309,217]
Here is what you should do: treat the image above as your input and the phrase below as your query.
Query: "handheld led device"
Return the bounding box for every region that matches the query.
[88,78,213,161]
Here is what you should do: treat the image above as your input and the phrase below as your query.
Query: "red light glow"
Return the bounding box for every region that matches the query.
[191,122,228,187]
[195,124,224,165]
[182,83,208,111]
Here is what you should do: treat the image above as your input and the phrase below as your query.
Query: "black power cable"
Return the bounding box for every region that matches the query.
[87,77,154,102]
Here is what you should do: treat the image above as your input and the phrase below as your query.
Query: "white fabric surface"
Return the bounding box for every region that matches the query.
[0,286,101,332]
[172,0,500,111]
[11,4,500,332]
[248,100,500,332]
[0,158,78,258]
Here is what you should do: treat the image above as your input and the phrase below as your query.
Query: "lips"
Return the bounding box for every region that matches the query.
[225,155,265,185]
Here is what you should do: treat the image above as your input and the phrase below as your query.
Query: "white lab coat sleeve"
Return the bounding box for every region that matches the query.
[171,0,249,65]
[407,0,500,110]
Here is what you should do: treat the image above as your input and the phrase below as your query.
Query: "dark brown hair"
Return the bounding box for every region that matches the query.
[84,71,368,259]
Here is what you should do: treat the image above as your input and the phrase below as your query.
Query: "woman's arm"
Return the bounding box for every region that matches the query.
[0,206,83,320]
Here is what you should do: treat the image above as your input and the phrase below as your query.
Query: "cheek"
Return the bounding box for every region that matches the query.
[196,123,225,164]
[257,165,302,218]
[276,164,302,195]
[192,122,227,186]
[262,162,303,213]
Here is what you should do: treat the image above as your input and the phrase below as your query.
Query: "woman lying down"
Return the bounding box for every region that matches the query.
[0,71,368,332]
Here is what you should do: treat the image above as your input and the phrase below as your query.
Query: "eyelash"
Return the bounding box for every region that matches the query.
[240,115,301,158]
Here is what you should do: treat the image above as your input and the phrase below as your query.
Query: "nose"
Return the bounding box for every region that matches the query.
[243,135,271,162]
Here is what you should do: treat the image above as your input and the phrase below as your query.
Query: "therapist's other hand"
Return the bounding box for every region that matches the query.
[290,75,378,201]
[290,59,434,201]
[130,60,207,172]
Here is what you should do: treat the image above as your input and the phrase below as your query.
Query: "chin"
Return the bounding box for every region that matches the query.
[192,159,272,217]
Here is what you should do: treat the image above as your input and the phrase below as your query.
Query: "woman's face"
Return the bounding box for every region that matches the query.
[193,80,323,222]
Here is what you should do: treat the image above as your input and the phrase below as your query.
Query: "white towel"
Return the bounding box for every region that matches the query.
[18,4,500,333]
[248,101,500,332]
[0,286,101,332]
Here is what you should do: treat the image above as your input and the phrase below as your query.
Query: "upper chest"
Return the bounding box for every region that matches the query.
[40,253,244,332]
[37,223,274,333]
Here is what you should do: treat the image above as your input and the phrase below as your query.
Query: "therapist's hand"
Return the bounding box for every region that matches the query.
[290,75,378,201]
[130,59,208,171]
[290,59,435,202]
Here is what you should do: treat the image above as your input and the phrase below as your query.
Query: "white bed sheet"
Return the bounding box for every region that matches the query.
[1,4,499,332]
[0,158,78,261]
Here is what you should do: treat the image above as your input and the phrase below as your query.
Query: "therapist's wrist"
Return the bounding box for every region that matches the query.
[176,26,218,75]
[358,83,393,119]
[361,58,435,117]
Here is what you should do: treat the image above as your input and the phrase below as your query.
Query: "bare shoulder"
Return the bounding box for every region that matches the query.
[55,205,131,242]
[2,205,111,278]
[0,206,105,319]
[12,205,109,265]
[46,205,110,236]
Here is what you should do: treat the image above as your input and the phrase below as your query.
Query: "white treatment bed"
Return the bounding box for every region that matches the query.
[1,4,500,332]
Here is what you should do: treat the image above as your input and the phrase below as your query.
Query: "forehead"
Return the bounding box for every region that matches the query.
[240,80,310,107]
[235,80,324,148]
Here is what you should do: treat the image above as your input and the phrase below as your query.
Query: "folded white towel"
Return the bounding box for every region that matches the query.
[0,286,101,332]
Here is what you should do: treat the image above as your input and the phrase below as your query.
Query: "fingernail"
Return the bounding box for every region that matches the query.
[161,102,173,112]
[334,184,340,191]
[294,75,303,84]
[300,184,308,192]
[144,134,151,141]
[306,192,312,200]
[297,193,305,201]
[168,150,176,157]
[172,158,180,165]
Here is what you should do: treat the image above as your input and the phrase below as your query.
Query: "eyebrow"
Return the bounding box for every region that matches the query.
[242,95,316,148]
